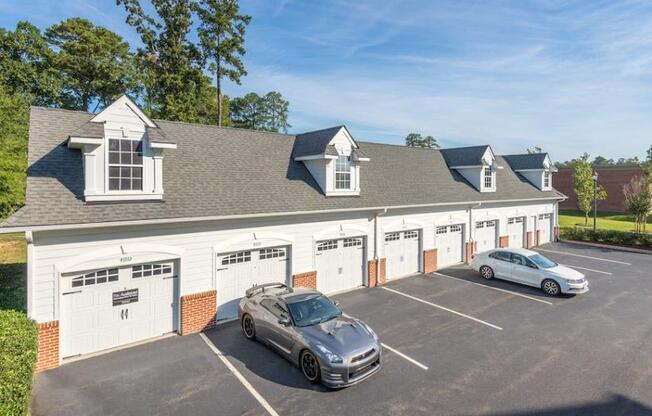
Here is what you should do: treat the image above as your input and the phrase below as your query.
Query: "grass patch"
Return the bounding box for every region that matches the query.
[0,233,27,312]
[559,209,651,234]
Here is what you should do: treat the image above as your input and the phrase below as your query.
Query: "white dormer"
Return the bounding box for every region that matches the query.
[67,95,177,202]
[293,126,369,197]
[503,153,555,191]
[442,145,498,192]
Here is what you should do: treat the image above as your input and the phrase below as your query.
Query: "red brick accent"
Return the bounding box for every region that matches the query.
[536,230,541,246]
[526,231,533,249]
[499,236,509,248]
[555,166,643,212]
[181,290,217,335]
[36,320,59,372]
[293,271,317,289]
[465,242,474,264]
[423,249,437,273]
[367,258,386,287]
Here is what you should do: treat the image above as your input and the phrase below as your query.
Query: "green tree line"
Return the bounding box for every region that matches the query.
[0,0,292,218]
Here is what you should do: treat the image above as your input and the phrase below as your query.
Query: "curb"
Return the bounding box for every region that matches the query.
[558,239,652,255]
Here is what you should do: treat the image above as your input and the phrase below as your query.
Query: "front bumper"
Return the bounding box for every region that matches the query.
[563,281,589,294]
[319,346,382,388]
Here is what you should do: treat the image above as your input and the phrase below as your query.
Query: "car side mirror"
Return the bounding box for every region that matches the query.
[529,264,538,269]
[333,300,340,307]
[278,316,291,326]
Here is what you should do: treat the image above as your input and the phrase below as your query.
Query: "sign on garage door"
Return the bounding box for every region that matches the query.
[316,237,365,294]
[384,230,421,280]
[538,213,553,244]
[60,261,178,359]
[436,224,464,268]
[475,220,497,253]
[507,217,525,248]
[217,246,289,320]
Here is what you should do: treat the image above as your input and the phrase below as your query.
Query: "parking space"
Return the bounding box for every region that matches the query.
[35,242,652,415]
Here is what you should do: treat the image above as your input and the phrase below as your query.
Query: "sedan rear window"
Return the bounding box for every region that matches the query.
[288,295,341,327]
[529,254,557,269]
[490,251,511,262]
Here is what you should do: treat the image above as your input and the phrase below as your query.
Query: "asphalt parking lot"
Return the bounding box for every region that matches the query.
[33,242,652,416]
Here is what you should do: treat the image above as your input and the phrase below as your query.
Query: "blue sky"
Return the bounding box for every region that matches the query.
[1,0,652,162]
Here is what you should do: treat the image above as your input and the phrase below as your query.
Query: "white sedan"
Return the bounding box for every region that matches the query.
[470,248,589,296]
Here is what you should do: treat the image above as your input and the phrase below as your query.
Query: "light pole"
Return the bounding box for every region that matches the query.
[592,170,599,232]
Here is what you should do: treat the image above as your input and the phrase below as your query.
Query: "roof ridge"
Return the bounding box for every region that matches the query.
[31,106,96,116]
[154,118,297,138]
[357,140,443,152]
[295,125,344,136]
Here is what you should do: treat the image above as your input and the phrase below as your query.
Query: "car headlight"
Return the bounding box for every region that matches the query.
[566,279,583,284]
[315,344,343,364]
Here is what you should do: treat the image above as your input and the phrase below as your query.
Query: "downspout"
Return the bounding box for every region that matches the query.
[468,202,482,242]
[374,208,387,287]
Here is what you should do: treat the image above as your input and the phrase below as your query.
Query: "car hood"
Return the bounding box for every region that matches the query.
[547,264,585,280]
[297,315,377,356]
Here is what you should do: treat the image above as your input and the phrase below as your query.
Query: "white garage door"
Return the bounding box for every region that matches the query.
[217,246,289,320]
[475,220,497,253]
[384,230,421,280]
[436,224,464,268]
[316,237,365,294]
[538,213,553,244]
[61,261,178,359]
[507,217,525,248]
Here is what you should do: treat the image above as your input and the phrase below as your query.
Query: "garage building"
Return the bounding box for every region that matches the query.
[0,95,563,371]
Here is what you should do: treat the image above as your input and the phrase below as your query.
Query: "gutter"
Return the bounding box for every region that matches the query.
[0,196,564,234]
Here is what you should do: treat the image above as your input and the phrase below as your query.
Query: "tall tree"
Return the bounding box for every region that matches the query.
[405,133,439,149]
[230,92,266,130]
[118,0,207,122]
[572,153,607,225]
[262,91,290,133]
[526,146,543,154]
[45,18,138,111]
[642,145,652,182]
[193,0,251,126]
[0,84,29,218]
[0,21,61,106]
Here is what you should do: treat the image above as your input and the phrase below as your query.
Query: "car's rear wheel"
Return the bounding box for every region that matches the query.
[542,279,561,296]
[300,350,321,384]
[479,266,494,280]
[242,314,256,340]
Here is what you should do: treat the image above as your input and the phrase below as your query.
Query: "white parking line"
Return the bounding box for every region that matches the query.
[200,333,279,416]
[562,264,613,276]
[381,286,503,330]
[433,272,553,305]
[534,248,631,265]
[381,343,429,370]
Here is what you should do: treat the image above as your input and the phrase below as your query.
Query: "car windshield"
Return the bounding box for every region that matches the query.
[528,254,557,269]
[287,295,341,327]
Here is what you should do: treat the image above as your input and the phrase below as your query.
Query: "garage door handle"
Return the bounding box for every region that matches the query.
[217,267,228,271]
[63,290,82,296]
[125,309,129,319]
[121,309,124,320]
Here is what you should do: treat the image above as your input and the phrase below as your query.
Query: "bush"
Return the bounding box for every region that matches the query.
[560,227,652,249]
[0,310,38,416]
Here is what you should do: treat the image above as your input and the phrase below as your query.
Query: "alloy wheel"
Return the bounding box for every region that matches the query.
[542,279,560,296]
[301,351,320,383]
[242,315,256,339]
[480,266,494,280]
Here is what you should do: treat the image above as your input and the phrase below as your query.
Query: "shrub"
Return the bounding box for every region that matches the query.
[560,227,652,249]
[0,310,38,416]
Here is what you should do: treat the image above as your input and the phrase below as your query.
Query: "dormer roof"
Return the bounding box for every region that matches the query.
[503,153,551,171]
[440,145,493,168]
[292,125,367,160]
[69,120,104,139]
[90,94,158,128]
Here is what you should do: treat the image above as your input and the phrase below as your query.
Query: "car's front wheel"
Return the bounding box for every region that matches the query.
[241,314,256,340]
[300,350,321,384]
[479,265,494,280]
[542,279,561,296]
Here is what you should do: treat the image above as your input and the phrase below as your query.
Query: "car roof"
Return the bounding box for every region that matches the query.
[493,247,537,256]
[252,286,321,302]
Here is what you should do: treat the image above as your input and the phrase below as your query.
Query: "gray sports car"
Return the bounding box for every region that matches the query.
[238,283,382,388]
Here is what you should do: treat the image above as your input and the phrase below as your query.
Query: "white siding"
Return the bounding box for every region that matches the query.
[29,201,557,323]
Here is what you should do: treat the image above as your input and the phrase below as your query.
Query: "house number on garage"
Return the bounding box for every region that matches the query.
[120,256,133,263]
[113,289,139,306]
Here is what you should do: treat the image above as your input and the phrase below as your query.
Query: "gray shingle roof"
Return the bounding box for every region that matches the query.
[292,126,344,158]
[440,145,490,167]
[146,126,175,144]
[69,120,104,138]
[503,153,549,170]
[0,107,562,229]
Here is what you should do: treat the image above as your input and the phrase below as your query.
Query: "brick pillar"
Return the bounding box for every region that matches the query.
[181,290,217,335]
[536,230,541,246]
[292,271,317,289]
[526,231,533,249]
[499,236,509,248]
[554,226,559,241]
[423,249,437,273]
[465,242,475,264]
[367,258,386,287]
[36,321,59,372]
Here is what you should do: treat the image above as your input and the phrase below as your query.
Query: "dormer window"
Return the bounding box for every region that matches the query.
[543,171,550,188]
[335,155,352,190]
[484,167,493,189]
[108,139,143,191]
